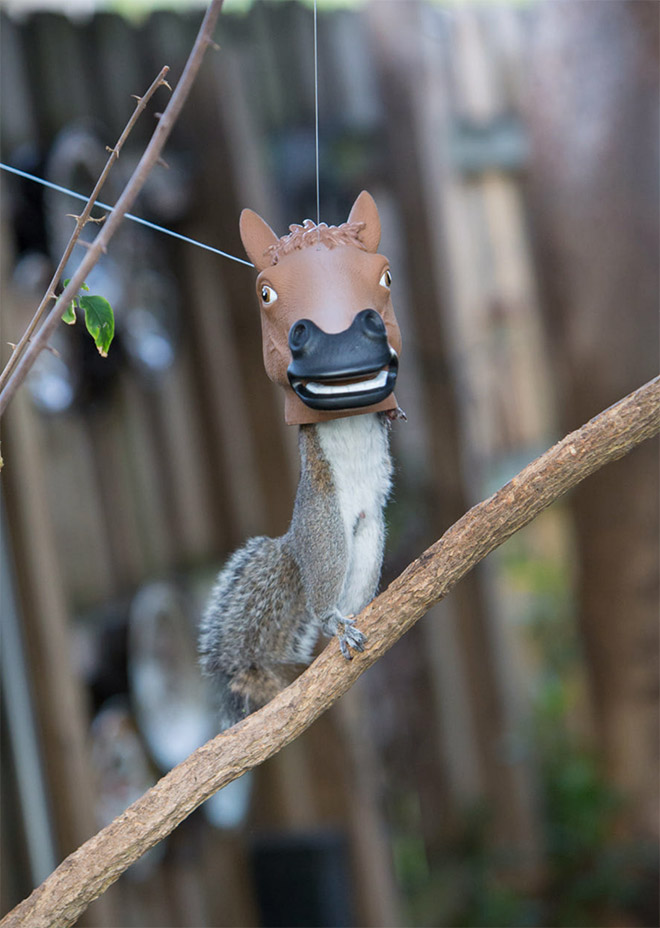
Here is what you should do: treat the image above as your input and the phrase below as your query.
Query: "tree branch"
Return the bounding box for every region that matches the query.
[0,0,225,418]
[3,375,658,928]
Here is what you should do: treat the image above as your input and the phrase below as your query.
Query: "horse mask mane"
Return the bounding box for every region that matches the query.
[239,190,402,426]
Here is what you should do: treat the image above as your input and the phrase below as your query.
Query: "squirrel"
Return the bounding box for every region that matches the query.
[199,411,394,728]
[198,192,402,728]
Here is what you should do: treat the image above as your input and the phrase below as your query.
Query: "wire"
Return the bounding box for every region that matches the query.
[313,0,320,229]
[0,161,254,268]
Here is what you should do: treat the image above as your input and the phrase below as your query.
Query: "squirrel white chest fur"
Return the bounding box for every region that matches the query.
[316,414,392,615]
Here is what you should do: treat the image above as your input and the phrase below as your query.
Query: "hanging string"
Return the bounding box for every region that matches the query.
[313,0,321,230]
[0,161,254,268]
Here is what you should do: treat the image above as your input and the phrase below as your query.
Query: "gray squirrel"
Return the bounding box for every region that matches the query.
[199,192,403,728]
[199,412,395,727]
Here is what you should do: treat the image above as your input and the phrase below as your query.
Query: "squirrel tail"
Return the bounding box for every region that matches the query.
[204,663,289,731]
[205,668,249,730]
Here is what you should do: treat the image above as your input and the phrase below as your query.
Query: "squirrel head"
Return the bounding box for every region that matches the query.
[239,191,402,426]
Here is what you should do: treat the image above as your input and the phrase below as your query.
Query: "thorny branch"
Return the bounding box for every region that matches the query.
[2,375,658,928]
[0,0,226,418]
[0,67,171,395]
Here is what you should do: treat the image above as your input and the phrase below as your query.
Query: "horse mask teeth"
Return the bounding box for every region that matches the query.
[239,190,402,426]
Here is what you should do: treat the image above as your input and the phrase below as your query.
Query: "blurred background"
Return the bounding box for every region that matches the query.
[1,1,658,926]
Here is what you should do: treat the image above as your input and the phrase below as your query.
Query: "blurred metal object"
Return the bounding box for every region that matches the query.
[89,699,163,878]
[128,581,215,772]
[90,700,157,823]
[10,251,78,414]
[32,124,185,410]
[121,268,178,377]
[25,342,76,414]
[203,772,253,831]
[127,580,252,828]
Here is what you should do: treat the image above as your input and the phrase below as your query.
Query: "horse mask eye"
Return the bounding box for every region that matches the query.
[261,285,277,305]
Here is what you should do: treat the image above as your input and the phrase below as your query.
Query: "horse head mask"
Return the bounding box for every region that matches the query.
[239,191,402,425]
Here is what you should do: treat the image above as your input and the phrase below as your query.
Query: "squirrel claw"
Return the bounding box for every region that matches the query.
[340,637,353,660]
[337,617,366,660]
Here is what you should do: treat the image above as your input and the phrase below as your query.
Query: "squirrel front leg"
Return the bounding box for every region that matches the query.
[320,610,366,660]
[288,501,366,660]
[287,425,367,660]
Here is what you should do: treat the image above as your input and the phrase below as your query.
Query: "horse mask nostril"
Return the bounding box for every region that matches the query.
[359,309,386,338]
[289,321,311,350]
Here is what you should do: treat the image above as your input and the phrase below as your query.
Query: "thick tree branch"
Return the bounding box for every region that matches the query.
[2,376,658,928]
[0,0,225,418]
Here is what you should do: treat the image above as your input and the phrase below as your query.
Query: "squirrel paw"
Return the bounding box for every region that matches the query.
[337,615,366,661]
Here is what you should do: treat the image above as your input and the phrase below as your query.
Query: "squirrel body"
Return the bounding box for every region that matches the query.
[199,412,392,727]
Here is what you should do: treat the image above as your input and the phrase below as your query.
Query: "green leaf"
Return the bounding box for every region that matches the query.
[63,278,89,291]
[79,294,115,357]
[62,301,77,325]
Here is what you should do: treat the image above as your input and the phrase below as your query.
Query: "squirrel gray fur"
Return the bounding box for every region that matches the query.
[199,411,393,728]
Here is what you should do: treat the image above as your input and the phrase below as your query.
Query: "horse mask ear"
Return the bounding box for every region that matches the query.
[240,208,279,272]
[347,190,381,253]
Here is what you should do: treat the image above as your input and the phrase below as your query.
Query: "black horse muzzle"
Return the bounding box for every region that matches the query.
[286,309,398,411]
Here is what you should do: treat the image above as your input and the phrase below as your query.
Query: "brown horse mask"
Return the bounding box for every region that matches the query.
[239,191,402,426]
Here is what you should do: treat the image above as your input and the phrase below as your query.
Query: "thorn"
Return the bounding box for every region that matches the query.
[45,344,61,358]
[105,145,118,156]
[131,94,143,103]
[205,36,220,51]
[154,112,163,121]
[7,342,17,352]
[157,157,170,170]
[88,214,107,224]
[161,80,173,92]
[76,240,93,250]
[66,213,83,222]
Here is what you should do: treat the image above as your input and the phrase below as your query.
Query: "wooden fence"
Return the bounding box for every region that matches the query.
[0,3,610,926]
